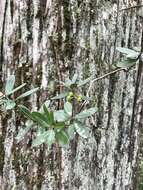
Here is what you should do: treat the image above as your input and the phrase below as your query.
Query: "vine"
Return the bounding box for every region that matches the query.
[0,47,142,150]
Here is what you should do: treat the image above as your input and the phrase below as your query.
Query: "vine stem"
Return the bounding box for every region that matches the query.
[119,4,143,12]
[79,67,127,112]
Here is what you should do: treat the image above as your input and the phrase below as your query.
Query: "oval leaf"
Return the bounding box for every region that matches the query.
[72,73,78,84]
[75,107,97,119]
[54,110,69,122]
[32,112,50,127]
[7,83,26,96]
[32,131,49,147]
[18,105,34,120]
[54,122,65,132]
[5,100,16,110]
[65,78,72,86]
[16,87,39,100]
[67,125,76,140]
[64,102,72,116]
[51,92,68,100]
[56,130,69,145]
[39,100,50,113]
[126,53,139,59]
[46,129,55,147]
[5,75,15,95]
[74,122,90,138]
[116,59,136,68]
[116,47,137,55]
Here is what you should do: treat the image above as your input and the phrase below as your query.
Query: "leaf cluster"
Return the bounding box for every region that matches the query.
[16,101,97,148]
[14,74,97,148]
[116,47,141,68]
[2,46,136,150]
[0,75,39,111]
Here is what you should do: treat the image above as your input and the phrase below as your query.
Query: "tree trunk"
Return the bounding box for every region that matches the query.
[0,0,143,189]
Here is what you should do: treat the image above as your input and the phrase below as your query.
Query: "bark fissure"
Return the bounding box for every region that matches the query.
[0,0,142,189]
[0,0,8,87]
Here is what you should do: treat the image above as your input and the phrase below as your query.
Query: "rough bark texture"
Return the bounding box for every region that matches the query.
[0,0,143,189]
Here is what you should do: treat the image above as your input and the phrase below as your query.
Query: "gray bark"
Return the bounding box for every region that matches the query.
[0,0,143,189]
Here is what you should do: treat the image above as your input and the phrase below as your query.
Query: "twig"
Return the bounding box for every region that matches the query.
[86,68,127,97]
[79,68,127,112]
[119,4,143,12]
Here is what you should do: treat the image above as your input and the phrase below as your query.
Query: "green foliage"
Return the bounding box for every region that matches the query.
[18,99,96,147]
[16,88,39,100]
[116,47,140,68]
[0,75,39,111]
[7,64,139,150]
[74,121,90,138]
[2,45,138,150]
[54,110,69,122]
[64,102,72,116]
[51,92,68,100]
[74,107,97,119]
[4,73,97,149]
[5,75,15,95]
[56,130,69,145]
[5,100,16,110]
[116,59,136,68]
[53,73,92,98]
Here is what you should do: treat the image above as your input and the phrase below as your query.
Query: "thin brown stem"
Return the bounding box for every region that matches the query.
[89,68,125,87]
[79,68,127,112]
[119,4,143,12]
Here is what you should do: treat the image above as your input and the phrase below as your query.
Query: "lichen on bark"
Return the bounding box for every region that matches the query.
[0,0,143,189]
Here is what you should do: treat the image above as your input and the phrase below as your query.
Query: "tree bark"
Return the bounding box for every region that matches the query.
[0,0,143,189]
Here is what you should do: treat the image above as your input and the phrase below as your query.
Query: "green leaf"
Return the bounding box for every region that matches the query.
[7,83,26,96]
[16,124,32,143]
[42,104,54,125]
[72,73,78,84]
[74,122,90,138]
[116,47,137,55]
[32,112,50,127]
[126,53,139,59]
[43,104,50,117]
[75,107,97,119]
[5,100,16,110]
[16,87,39,100]
[51,92,68,100]
[56,130,69,145]
[37,126,46,135]
[43,104,49,116]
[46,129,55,147]
[32,131,49,147]
[45,110,54,125]
[5,75,15,95]
[78,77,92,87]
[116,59,136,68]
[65,78,73,86]
[67,125,75,139]
[43,100,50,107]
[54,110,69,122]
[48,111,54,124]
[64,102,72,116]
[39,100,50,113]
[54,122,65,132]
[18,105,34,120]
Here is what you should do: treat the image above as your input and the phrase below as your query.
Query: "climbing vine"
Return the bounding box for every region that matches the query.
[0,47,142,150]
